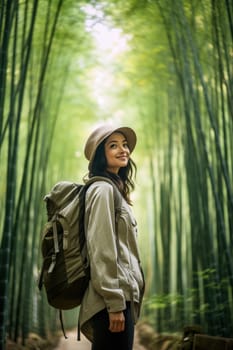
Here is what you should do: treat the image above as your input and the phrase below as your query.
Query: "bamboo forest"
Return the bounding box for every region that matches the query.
[0,0,232,349]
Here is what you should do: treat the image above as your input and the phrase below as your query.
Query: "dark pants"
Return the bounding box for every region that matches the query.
[91,303,134,350]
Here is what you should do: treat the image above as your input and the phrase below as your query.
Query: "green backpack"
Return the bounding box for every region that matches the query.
[38,177,121,313]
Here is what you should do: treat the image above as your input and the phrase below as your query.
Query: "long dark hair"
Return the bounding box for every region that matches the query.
[88,137,137,205]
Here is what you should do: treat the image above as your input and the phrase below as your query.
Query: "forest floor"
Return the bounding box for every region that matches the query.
[53,330,91,350]
[51,329,147,350]
[6,322,182,350]
[7,327,147,350]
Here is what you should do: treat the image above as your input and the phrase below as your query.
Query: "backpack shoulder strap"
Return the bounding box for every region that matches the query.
[85,176,122,216]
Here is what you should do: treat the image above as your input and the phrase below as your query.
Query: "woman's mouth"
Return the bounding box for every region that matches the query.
[117,156,128,160]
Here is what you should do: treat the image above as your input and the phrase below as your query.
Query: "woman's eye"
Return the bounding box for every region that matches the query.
[109,143,128,149]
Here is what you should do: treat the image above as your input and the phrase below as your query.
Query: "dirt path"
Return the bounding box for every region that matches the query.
[53,329,146,350]
[53,330,91,350]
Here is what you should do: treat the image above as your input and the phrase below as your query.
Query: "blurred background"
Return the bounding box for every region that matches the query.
[0,0,232,348]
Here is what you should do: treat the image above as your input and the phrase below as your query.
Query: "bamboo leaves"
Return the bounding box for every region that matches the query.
[0,0,65,346]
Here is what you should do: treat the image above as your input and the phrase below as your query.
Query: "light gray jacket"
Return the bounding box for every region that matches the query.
[79,180,144,341]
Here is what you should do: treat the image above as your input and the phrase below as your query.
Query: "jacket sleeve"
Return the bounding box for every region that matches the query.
[85,182,126,313]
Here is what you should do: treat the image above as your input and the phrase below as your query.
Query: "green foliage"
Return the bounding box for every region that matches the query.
[1,0,233,344]
[143,269,232,332]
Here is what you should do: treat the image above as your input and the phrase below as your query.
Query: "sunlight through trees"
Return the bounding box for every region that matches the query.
[0,0,232,348]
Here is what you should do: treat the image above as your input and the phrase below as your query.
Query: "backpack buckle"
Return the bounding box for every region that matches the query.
[48,254,57,273]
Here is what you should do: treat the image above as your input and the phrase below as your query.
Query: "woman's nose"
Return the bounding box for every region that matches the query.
[119,145,129,153]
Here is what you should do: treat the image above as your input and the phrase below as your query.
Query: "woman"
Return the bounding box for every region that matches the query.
[79,124,145,350]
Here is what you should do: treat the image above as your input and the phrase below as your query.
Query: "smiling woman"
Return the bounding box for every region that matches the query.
[79,123,145,350]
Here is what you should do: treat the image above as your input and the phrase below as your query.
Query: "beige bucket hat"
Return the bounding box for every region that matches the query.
[84,124,137,167]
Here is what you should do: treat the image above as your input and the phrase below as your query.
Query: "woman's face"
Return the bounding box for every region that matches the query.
[104,132,130,174]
